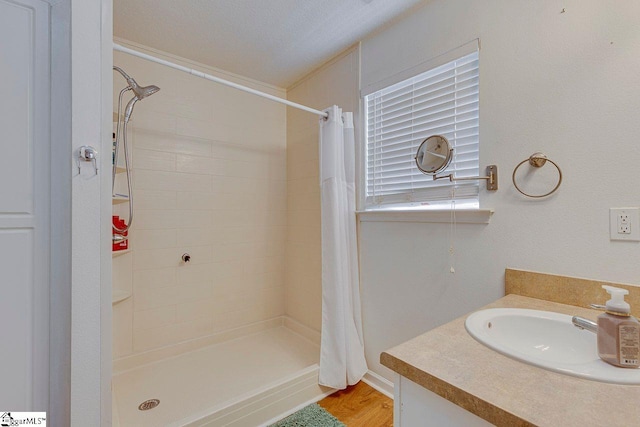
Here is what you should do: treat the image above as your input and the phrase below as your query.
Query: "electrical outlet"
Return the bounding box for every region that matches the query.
[619,222,631,234]
[610,208,640,241]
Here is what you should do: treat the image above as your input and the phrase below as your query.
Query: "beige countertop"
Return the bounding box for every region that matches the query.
[381,294,640,427]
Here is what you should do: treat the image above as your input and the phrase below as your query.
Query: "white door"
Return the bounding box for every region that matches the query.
[0,0,50,411]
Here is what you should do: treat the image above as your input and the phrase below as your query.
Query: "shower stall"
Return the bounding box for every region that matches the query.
[110,46,331,426]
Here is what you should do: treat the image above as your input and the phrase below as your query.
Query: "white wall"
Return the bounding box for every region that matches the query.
[359,0,640,380]
[285,47,360,331]
[112,41,287,359]
[70,0,113,424]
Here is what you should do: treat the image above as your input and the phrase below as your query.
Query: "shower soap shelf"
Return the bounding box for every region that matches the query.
[112,289,132,305]
[112,195,129,204]
[112,248,131,258]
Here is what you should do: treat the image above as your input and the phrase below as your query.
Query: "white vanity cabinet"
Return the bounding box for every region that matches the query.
[394,374,493,427]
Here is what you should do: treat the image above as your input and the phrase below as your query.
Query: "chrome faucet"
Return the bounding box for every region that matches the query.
[572,302,607,334]
[572,316,598,334]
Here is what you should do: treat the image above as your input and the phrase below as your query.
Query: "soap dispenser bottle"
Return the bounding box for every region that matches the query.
[597,285,640,368]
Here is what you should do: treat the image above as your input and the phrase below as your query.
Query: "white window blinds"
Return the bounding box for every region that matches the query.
[364,51,479,208]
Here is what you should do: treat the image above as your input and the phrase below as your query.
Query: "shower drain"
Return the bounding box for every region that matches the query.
[138,399,160,411]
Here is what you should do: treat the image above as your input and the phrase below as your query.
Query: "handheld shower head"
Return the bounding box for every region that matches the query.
[113,65,160,98]
[112,66,160,234]
[113,66,160,121]
[135,84,160,99]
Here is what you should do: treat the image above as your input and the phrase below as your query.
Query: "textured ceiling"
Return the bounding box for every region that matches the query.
[114,0,425,88]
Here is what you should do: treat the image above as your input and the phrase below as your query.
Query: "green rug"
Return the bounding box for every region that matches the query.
[269,403,345,427]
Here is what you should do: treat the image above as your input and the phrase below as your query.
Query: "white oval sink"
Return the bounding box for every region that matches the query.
[465,308,640,385]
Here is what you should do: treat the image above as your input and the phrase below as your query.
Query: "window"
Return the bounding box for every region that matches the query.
[364,51,479,210]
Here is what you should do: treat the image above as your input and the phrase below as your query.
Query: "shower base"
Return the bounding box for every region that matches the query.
[112,319,329,427]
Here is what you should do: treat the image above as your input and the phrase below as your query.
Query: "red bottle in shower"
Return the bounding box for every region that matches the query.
[112,215,129,251]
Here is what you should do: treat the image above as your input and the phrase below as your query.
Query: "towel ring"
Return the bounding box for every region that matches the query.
[512,152,562,198]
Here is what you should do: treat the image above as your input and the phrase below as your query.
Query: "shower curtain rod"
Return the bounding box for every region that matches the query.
[113,43,329,118]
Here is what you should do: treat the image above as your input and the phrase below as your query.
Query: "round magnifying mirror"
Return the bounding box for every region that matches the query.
[415,135,453,175]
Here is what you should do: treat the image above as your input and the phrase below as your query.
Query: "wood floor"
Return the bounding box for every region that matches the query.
[318,381,393,426]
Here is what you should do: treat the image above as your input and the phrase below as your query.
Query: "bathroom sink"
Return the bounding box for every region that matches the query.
[465,308,640,385]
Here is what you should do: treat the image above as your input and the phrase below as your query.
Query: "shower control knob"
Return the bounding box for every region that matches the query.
[182,253,191,263]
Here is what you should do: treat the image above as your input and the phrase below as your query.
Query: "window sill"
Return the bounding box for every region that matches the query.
[356,209,494,224]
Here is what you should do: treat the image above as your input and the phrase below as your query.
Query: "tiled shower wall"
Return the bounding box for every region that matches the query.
[112,43,287,359]
[284,47,360,332]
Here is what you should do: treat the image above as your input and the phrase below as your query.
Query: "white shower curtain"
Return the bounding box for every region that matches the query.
[318,105,368,389]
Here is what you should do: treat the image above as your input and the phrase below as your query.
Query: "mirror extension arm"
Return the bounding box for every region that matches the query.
[432,165,498,191]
